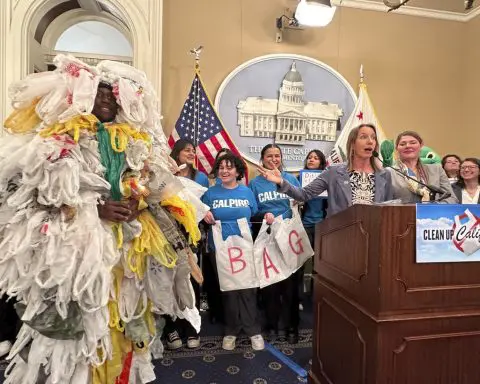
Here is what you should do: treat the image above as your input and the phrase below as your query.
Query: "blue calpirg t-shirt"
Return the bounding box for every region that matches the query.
[302,198,326,227]
[249,172,300,219]
[215,177,247,186]
[201,184,258,251]
[194,171,210,189]
[297,172,326,227]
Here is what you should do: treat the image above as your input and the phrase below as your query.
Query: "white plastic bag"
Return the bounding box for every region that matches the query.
[146,170,184,203]
[273,207,314,272]
[177,176,210,223]
[144,256,175,314]
[119,277,147,323]
[453,208,480,256]
[128,350,156,384]
[175,282,201,334]
[253,220,289,288]
[212,218,257,291]
[150,337,164,360]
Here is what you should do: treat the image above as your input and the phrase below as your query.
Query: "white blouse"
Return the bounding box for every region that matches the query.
[461,186,480,204]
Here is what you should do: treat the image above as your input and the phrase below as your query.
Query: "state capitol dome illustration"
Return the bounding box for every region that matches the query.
[237,61,343,146]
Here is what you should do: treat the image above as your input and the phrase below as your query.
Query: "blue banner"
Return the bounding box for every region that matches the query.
[416,204,480,263]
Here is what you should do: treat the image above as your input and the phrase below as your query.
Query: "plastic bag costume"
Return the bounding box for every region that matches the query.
[0,54,207,384]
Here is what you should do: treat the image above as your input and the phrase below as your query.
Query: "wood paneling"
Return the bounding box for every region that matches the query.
[310,205,480,383]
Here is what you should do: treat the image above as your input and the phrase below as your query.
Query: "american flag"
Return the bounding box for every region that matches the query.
[168,73,246,180]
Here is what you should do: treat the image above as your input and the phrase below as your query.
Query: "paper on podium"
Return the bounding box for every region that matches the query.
[373,199,404,206]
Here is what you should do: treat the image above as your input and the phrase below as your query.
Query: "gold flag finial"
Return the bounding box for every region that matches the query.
[189,46,204,72]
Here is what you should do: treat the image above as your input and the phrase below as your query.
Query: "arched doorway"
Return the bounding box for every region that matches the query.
[0,0,163,124]
[55,21,132,57]
[39,6,134,72]
[43,18,134,71]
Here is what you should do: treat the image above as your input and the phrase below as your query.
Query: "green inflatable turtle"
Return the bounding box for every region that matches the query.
[379,140,441,166]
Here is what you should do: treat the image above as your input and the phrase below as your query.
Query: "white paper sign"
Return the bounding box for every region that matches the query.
[212,219,258,291]
[212,217,314,291]
[273,212,314,272]
[299,170,327,197]
[253,221,290,288]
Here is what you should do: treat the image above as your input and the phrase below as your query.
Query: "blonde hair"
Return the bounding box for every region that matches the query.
[346,123,380,171]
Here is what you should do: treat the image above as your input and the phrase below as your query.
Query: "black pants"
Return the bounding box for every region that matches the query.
[202,251,223,323]
[164,256,202,339]
[164,315,198,338]
[254,217,301,332]
[208,248,260,337]
[251,221,265,309]
[223,288,260,337]
[0,295,19,343]
[305,225,315,249]
[262,270,301,332]
[298,225,316,303]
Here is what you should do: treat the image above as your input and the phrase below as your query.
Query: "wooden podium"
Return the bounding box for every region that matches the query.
[309,205,480,384]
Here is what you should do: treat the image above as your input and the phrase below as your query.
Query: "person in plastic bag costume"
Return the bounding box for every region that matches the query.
[0,54,206,384]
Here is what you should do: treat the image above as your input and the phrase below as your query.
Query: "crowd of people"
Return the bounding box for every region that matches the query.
[150,123,479,357]
[0,54,478,384]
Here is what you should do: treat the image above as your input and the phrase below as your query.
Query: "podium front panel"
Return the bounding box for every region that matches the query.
[314,204,480,317]
[311,276,480,384]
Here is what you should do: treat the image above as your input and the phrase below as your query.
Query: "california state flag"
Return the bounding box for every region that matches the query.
[326,81,387,165]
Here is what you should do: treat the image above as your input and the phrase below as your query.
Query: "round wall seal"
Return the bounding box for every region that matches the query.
[215,54,356,171]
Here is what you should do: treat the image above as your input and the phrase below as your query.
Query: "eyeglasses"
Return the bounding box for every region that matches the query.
[460,165,479,170]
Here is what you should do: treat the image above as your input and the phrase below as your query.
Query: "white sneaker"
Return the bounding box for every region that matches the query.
[0,341,12,358]
[166,331,182,350]
[222,335,236,351]
[250,334,265,351]
[187,336,200,349]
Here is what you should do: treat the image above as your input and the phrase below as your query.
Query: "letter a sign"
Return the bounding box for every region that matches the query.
[253,221,289,288]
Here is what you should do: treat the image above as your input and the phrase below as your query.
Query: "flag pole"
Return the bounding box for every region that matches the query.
[189,46,204,171]
[188,46,206,307]
[360,64,364,84]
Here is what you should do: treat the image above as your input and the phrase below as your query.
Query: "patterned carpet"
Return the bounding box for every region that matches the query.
[155,329,312,384]
[0,300,313,384]
[0,331,312,384]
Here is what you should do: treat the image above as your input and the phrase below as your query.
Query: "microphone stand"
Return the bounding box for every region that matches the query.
[372,152,451,203]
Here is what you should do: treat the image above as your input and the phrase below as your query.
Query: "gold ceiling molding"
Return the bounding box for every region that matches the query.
[332,0,480,22]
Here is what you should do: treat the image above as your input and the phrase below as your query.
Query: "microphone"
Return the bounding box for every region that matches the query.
[372,151,451,202]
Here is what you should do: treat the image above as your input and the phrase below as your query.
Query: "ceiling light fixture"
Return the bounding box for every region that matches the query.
[294,0,337,27]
